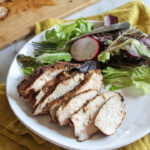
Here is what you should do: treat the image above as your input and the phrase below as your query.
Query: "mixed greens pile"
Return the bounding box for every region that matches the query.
[17,18,93,75]
[17,16,150,95]
[98,28,150,63]
[44,18,93,50]
[103,66,150,94]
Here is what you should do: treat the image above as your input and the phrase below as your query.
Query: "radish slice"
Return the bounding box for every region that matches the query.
[125,44,141,58]
[70,36,100,62]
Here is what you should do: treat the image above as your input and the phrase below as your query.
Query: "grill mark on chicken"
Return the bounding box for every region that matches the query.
[101,91,123,100]
[27,90,40,107]
[56,89,98,126]
[27,71,70,108]
[17,62,79,98]
[33,71,85,115]
[71,91,120,141]
[49,69,103,122]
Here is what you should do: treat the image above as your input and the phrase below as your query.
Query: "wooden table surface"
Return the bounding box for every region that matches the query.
[0,0,99,49]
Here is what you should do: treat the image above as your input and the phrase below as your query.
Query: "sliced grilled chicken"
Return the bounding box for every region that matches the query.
[95,95,125,135]
[56,89,98,125]
[27,71,70,108]
[71,91,120,141]
[17,62,79,98]
[49,69,103,121]
[71,94,105,142]
[33,71,84,115]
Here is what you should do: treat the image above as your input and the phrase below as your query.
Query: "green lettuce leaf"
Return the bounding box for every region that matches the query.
[17,54,41,68]
[131,66,150,94]
[45,18,93,50]
[103,65,150,94]
[22,67,34,75]
[37,53,72,64]
[98,51,110,63]
[132,40,150,58]
[103,66,132,87]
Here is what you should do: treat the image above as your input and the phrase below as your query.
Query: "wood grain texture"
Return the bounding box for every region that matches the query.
[0,0,99,50]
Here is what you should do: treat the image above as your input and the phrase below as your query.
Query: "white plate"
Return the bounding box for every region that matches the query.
[6,21,150,150]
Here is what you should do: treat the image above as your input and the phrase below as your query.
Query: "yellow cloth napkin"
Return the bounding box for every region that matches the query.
[35,0,150,35]
[1,1,150,150]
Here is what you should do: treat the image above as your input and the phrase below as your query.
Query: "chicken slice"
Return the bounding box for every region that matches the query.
[71,94,105,142]
[33,71,84,115]
[71,91,120,141]
[17,62,79,98]
[95,95,125,135]
[56,89,98,125]
[49,69,103,121]
[27,71,70,109]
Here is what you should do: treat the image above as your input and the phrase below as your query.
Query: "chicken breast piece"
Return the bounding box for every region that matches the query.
[17,62,79,98]
[27,71,70,109]
[56,89,98,126]
[49,69,103,121]
[71,94,105,142]
[71,91,120,141]
[95,95,125,135]
[33,71,84,115]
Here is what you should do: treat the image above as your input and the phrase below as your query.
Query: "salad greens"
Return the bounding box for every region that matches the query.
[22,67,35,75]
[37,53,72,64]
[133,40,150,58]
[17,54,41,69]
[17,53,72,75]
[98,28,150,63]
[45,18,93,50]
[103,65,150,94]
[17,18,93,75]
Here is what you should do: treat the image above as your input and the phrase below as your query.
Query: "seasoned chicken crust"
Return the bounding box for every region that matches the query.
[17,62,79,98]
